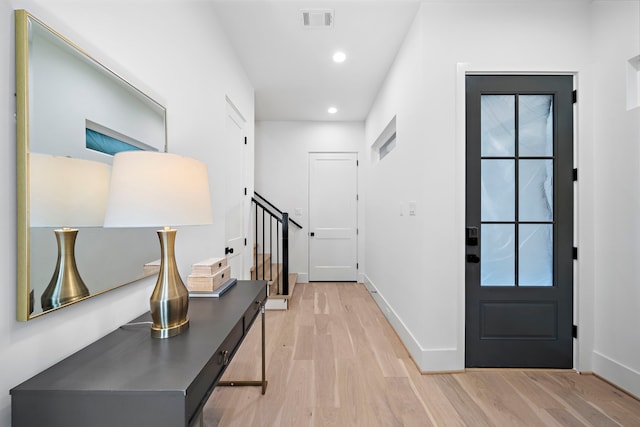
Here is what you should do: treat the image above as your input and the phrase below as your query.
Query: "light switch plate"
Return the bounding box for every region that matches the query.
[408,201,416,216]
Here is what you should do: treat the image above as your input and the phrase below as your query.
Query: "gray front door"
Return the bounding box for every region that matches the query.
[465,75,574,368]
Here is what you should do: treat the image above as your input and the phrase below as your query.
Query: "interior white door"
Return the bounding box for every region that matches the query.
[224,100,245,278]
[309,152,358,281]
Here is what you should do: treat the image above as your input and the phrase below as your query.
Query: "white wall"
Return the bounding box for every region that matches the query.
[364,0,597,374]
[1,1,254,425]
[591,0,640,397]
[255,121,365,282]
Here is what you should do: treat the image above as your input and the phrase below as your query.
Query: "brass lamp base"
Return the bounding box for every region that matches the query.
[41,228,90,311]
[151,319,189,339]
[150,227,190,339]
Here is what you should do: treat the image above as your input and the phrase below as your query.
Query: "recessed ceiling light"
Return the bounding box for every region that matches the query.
[332,51,346,63]
[328,107,338,114]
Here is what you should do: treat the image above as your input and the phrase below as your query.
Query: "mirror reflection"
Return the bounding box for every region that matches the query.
[16,10,167,319]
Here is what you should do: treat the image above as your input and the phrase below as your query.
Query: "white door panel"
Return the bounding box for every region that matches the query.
[314,228,354,239]
[225,100,245,278]
[309,152,358,281]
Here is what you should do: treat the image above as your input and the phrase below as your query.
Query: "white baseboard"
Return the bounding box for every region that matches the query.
[363,275,463,372]
[593,351,640,398]
[295,273,363,284]
[265,298,287,310]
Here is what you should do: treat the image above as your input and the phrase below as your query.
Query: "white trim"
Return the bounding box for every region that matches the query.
[455,63,469,371]
[371,115,397,163]
[265,298,288,311]
[593,351,640,399]
[225,95,247,125]
[364,274,461,372]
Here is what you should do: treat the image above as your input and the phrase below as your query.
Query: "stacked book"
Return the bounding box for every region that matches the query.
[187,257,232,296]
[143,259,161,276]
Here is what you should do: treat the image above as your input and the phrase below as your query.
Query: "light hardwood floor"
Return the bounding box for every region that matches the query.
[204,282,640,426]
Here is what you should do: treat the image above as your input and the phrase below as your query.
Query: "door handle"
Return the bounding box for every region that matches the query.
[219,350,230,366]
[309,232,315,237]
[466,254,480,263]
[225,247,234,255]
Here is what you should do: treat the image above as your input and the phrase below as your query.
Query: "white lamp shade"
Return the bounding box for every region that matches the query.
[103,151,213,227]
[30,153,111,227]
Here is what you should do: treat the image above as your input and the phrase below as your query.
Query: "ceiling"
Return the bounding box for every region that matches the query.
[211,1,421,121]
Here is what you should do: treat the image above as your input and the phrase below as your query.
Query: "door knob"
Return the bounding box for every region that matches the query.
[309,232,315,237]
[466,254,480,263]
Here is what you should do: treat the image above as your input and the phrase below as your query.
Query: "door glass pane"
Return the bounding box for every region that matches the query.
[519,95,553,156]
[519,159,553,222]
[481,95,515,157]
[519,224,553,286]
[481,224,515,286]
[482,159,515,221]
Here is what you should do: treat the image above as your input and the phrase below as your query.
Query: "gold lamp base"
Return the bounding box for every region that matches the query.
[151,319,190,339]
[41,228,90,311]
[150,227,190,339]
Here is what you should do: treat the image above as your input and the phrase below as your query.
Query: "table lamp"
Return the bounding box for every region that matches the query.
[103,151,213,338]
[30,153,111,311]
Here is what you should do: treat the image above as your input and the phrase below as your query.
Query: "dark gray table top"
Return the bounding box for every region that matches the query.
[11,280,267,394]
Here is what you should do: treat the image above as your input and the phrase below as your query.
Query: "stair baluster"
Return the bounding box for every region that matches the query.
[251,193,301,299]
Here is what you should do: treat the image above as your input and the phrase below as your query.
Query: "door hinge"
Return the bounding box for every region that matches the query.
[357,160,359,166]
[573,168,578,182]
[244,238,247,246]
[573,247,578,260]
[244,136,247,145]
[356,228,359,235]
[572,324,578,338]
[244,187,247,196]
[572,90,577,104]
[356,194,359,201]
[357,263,359,269]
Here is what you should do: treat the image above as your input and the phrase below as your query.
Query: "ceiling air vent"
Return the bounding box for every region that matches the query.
[301,9,333,29]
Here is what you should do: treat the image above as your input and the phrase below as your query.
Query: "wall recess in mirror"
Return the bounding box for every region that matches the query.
[15,10,167,320]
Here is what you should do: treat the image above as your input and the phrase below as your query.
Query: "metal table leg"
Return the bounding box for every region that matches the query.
[218,303,268,394]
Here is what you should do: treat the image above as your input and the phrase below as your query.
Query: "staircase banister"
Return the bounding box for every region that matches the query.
[251,197,283,224]
[254,191,283,215]
[252,193,303,229]
[287,217,303,230]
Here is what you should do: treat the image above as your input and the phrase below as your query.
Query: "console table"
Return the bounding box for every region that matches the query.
[11,280,268,427]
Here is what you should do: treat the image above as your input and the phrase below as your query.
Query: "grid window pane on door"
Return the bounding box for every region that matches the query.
[480,94,554,287]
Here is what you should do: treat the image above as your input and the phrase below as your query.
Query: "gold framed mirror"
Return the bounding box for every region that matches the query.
[16,10,167,320]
